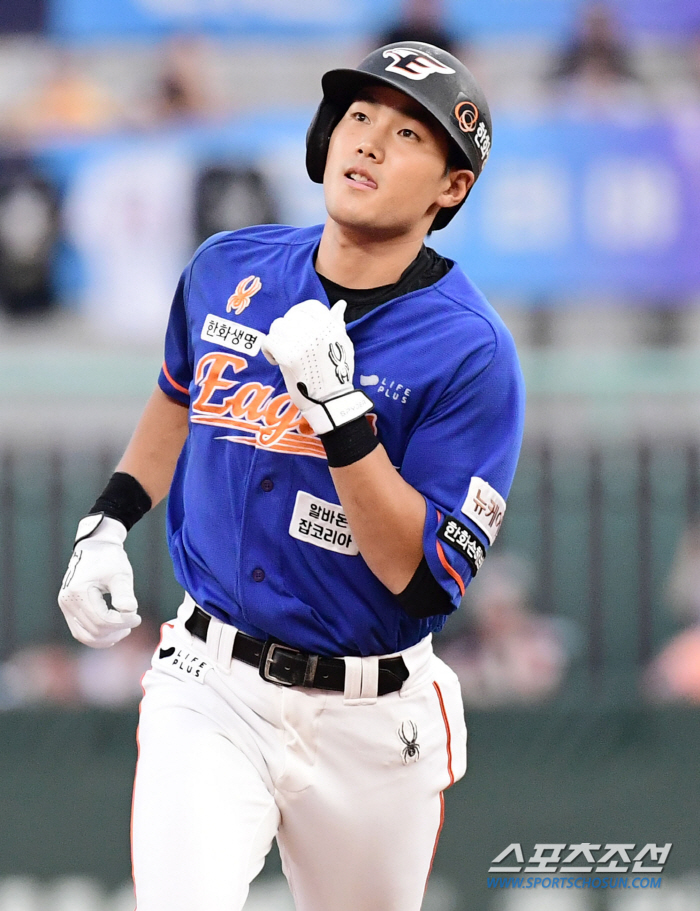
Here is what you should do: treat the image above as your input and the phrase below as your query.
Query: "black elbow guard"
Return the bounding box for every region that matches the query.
[396,556,454,618]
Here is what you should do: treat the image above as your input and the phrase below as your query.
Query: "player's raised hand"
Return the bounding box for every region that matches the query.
[262,299,352,399]
[261,299,373,435]
[58,514,141,649]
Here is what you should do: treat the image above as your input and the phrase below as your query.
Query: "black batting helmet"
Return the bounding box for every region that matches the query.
[306,41,492,231]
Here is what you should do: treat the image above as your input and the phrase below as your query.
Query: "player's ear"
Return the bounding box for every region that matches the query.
[437,169,475,210]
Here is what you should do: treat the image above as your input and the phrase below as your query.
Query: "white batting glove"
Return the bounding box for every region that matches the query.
[261,299,373,435]
[58,514,141,649]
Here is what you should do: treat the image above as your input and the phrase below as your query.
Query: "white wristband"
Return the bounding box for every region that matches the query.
[303,389,374,435]
[74,514,128,548]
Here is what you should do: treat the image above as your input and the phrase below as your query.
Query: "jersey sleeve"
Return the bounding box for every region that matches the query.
[158,269,193,405]
[400,325,525,611]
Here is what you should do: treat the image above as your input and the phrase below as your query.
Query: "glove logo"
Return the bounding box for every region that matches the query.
[383,47,456,81]
[398,721,420,764]
[61,551,82,590]
[227,275,262,316]
[454,100,479,134]
[328,342,350,384]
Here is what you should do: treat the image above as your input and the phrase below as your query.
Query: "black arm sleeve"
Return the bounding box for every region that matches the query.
[395,556,454,618]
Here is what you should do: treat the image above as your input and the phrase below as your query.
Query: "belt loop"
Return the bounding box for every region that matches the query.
[343,656,363,703]
[205,617,222,664]
[204,617,237,672]
[178,592,197,625]
[343,655,378,706]
[360,656,379,701]
[216,623,237,673]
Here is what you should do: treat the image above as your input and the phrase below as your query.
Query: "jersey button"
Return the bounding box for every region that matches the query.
[261,478,274,492]
[252,568,265,582]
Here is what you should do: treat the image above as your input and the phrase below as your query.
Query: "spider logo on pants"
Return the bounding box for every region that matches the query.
[398,720,420,764]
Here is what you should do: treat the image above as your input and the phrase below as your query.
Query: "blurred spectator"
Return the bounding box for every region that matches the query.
[645,628,700,703]
[0,0,45,34]
[1,644,79,707]
[0,154,60,318]
[665,516,700,624]
[547,4,647,113]
[151,36,215,124]
[435,554,570,708]
[194,165,279,243]
[0,622,157,709]
[377,0,460,57]
[76,620,157,706]
[550,4,638,83]
[64,144,196,342]
[8,49,120,138]
[645,518,700,703]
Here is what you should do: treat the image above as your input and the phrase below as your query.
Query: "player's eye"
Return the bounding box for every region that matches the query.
[399,128,419,139]
[351,110,369,122]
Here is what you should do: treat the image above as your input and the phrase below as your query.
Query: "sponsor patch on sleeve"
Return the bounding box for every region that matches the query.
[289,490,359,556]
[201,314,262,356]
[438,516,486,576]
[460,477,506,544]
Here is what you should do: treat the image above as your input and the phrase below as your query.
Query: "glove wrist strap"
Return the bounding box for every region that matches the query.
[303,388,374,436]
[74,513,128,547]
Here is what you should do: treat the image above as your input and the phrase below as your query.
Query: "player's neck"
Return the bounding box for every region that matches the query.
[315,221,426,290]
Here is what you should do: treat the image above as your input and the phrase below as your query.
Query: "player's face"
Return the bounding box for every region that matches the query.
[323,84,474,238]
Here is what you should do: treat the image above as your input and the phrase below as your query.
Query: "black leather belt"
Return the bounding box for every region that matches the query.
[184,604,409,696]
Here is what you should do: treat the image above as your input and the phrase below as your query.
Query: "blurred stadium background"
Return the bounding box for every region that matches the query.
[1,0,700,908]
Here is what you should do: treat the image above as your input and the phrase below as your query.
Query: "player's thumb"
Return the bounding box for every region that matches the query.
[260,334,279,366]
[330,300,347,324]
[109,574,140,622]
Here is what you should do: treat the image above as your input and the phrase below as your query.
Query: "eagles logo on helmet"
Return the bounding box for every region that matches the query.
[382,47,457,81]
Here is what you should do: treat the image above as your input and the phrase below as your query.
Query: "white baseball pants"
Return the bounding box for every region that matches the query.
[131,597,467,911]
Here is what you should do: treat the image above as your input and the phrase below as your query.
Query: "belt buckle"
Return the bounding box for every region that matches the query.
[259,640,301,687]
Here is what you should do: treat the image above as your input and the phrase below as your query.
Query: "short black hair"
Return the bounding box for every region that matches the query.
[444,141,470,176]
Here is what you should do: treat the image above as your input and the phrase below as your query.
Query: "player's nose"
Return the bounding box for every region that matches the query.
[356,129,385,162]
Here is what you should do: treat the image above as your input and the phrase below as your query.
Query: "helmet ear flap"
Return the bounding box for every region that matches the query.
[305,100,346,184]
[431,204,460,232]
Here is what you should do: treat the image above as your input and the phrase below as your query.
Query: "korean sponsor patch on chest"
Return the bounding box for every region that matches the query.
[289,490,359,556]
[460,477,506,544]
[201,313,263,356]
[154,644,212,684]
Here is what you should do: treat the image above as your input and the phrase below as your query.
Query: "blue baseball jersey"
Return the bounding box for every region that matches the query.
[158,223,525,657]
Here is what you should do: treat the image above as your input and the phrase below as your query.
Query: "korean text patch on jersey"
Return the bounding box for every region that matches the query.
[201,314,263,357]
[289,490,359,556]
[437,515,485,576]
[460,477,506,544]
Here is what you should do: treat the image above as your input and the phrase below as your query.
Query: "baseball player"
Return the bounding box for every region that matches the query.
[58,41,525,911]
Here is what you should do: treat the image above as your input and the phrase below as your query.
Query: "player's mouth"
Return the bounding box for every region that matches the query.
[344,169,378,190]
